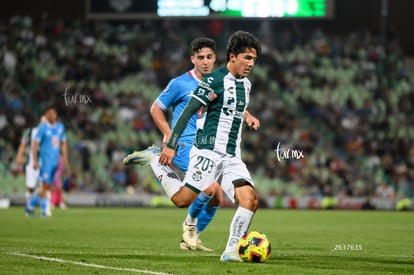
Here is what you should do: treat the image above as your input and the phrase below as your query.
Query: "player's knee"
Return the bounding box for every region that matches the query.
[171,194,192,208]
[209,183,223,206]
[249,194,259,211]
[203,183,219,197]
[236,186,259,211]
[241,194,258,210]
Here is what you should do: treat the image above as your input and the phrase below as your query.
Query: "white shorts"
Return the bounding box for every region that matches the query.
[183,147,255,203]
[25,164,40,189]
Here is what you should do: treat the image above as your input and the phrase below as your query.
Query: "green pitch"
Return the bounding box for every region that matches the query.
[0,207,413,274]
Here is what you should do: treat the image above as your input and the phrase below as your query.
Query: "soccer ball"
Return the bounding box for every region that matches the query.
[238,231,271,263]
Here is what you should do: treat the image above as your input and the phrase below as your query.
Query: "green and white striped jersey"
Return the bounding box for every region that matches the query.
[191,66,251,157]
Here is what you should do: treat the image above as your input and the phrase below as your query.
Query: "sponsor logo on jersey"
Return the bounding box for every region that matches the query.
[208,91,217,101]
[167,172,179,180]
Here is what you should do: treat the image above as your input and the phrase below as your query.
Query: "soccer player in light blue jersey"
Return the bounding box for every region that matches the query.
[125,37,221,251]
[15,116,47,209]
[25,106,68,218]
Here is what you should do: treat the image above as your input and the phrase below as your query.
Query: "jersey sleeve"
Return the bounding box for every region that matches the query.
[191,75,219,106]
[155,78,181,111]
[166,97,203,149]
[35,124,45,142]
[59,123,67,142]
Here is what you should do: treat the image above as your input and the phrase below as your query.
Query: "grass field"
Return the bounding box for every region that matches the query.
[0,207,413,275]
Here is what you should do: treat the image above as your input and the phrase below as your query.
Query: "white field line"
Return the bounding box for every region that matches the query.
[6,252,174,275]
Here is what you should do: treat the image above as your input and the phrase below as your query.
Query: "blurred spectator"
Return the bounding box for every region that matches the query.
[0,15,412,199]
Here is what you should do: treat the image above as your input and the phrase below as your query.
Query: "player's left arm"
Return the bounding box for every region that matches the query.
[244,110,260,130]
[15,142,26,165]
[16,129,29,164]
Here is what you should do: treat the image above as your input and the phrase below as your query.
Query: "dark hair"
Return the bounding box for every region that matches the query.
[44,104,56,113]
[226,31,261,61]
[190,37,216,55]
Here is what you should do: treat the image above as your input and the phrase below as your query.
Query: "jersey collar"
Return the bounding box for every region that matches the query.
[188,69,201,82]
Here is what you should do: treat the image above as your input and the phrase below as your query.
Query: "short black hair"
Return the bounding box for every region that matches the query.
[44,104,56,113]
[190,37,216,55]
[226,31,261,61]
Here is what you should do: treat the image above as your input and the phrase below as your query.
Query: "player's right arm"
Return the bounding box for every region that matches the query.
[151,78,181,147]
[150,102,171,147]
[32,125,44,170]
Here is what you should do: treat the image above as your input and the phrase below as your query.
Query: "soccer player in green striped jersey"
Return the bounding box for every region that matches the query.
[159,31,261,262]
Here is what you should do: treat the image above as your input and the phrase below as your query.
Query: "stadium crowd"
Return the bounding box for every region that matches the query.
[0,15,413,201]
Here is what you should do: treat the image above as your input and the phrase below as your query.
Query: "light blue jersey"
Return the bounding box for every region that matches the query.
[155,69,200,172]
[35,121,66,184]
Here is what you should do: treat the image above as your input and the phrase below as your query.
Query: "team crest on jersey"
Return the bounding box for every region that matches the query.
[192,170,202,181]
[207,91,217,101]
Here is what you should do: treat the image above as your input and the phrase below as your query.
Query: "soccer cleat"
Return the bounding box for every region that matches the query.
[220,252,243,262]
[180,240,191,250]
[179,239,214,251]
[122,145,161,166]
[195,239,214,252]
[182,223,198,250]
[59,202,68,210]
[44,209,52,217]
[24,206,35,217]
[41,211,50,218]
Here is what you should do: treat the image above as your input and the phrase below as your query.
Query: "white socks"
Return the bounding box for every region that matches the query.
[223,207,254,253]
[25,191,33,203]
[150,156,183,198]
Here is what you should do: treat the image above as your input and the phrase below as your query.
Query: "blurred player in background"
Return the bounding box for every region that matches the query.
[158,30,261,262]
[15,116,50,213]
[51,155,68,210]
[25,106,68,218]
[124,37,221,251]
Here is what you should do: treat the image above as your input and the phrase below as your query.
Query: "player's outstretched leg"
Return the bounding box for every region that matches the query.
[149,156,183,198]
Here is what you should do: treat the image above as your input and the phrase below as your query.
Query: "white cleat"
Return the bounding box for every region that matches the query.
[195,239,214,252]
[220,252,243,262]
[182,223,198,250]
[123,145,160,166]
[179,239,214,252]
